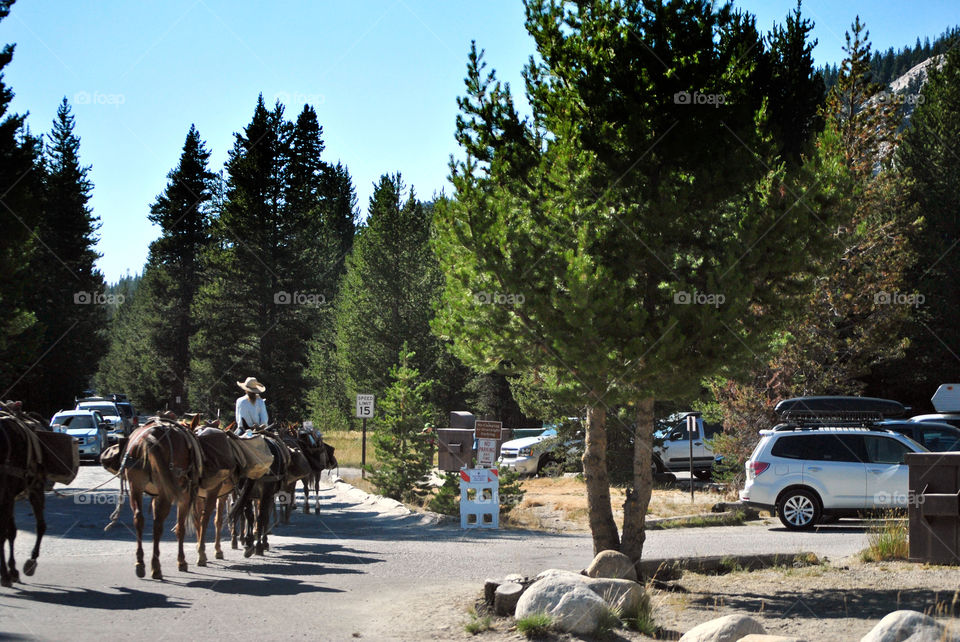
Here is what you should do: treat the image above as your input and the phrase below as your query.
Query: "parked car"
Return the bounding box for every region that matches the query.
[881,420,960,452]
[497,428,561,475]
[909,383,960,429]
[652,413,724,480]
[740,396,929,530]
[50,409,109,460]
[76,396,132,439]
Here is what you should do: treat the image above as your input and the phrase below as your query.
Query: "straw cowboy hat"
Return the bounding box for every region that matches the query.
[237,376,266,393]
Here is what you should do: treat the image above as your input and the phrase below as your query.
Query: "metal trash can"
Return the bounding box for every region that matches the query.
[437,428,476,472]
[905,452,960,564]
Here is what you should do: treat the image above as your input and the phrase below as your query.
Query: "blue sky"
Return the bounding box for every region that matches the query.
[2,1,956,283]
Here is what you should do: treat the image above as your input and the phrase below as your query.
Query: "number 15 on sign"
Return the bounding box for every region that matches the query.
[356,394,374,418]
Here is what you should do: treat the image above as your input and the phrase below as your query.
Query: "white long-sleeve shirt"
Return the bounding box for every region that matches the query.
[236,395,268,430]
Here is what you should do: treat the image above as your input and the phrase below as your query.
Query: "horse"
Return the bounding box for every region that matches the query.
[109,415,203,579]
[228,421,289,557]
[283,424,336,515]
[276,430,313,524]
[192,419,247,567]
[0,402,48,588]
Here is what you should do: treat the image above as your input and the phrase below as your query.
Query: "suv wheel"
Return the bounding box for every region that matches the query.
[777,489,821,530]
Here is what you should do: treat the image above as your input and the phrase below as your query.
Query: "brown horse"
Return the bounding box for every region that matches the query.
[0,403,47,588]
[193,420,247,566]
[228,422,289,557]
[113,415,203,579]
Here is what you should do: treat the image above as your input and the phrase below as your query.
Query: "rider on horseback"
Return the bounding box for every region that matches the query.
[235,377,268,434]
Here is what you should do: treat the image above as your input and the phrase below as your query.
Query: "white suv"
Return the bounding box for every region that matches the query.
[739,396,928,530]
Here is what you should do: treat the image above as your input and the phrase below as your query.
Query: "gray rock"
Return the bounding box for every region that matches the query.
[585,550,638,581]
[679,613,766,642]
[860,610,960,642]
[515,576,608,636]
[583,578,646,614]
[494,581,524,616]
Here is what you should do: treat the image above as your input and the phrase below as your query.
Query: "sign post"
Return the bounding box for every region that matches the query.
[356,394,374,478]
[686,413,700,503]
[474,420,502,468]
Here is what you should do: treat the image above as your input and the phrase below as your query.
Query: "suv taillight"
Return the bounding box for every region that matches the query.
[746,461,770,478]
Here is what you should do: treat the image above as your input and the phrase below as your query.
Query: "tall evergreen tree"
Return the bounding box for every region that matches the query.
[0,0,44,396]
[98,126,215,411]
[886,45,960,406]
[191,97,331,418]
[333,174,444,413]
[434,1,840,560]
[765,1,825,167]
[16,98,106,414]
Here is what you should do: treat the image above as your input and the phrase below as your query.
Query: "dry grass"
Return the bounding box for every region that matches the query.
[507,476,732,530]
[323,430,379,468]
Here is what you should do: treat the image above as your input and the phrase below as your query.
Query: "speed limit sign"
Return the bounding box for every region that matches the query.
[355,394,374,418]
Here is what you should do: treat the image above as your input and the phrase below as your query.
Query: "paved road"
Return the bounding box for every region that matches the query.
[0,466,870,640]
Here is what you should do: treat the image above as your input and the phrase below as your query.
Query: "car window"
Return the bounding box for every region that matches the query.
[80,403,119,417]
[864,435,913,464]
[57,415,94,429]
[704,423,724,438]
[919,428,960,452]
[771,434,866,462]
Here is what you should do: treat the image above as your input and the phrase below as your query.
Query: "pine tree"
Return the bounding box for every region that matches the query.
[333,174,444,413]
[368,345,436,502]
[765,1,825,167]
[0,0,44,394]
[435,1,840,560]
[16,98,106,414]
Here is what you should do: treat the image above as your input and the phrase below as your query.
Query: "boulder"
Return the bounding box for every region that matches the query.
[860,610,960,642]
[585,550,638,581]
[494,582,524,616]
[583,578,646,614]
[515,576,608,636]
[531,568,646,613]
[679,614,766,642]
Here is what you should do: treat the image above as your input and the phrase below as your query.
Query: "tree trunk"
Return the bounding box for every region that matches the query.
[582,402,620,554]
[620,396,655,563]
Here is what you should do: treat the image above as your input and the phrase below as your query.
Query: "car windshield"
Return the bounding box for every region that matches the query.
[53,414,94,430]
[80,403,119,418]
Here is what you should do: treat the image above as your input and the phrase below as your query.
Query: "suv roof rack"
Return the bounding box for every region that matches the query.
[774,396,905,423]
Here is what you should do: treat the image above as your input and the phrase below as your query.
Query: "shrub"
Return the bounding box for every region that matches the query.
[515,612,552,638]
[860,515,909,562]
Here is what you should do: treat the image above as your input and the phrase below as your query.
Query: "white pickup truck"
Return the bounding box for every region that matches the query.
[652,413,723,480]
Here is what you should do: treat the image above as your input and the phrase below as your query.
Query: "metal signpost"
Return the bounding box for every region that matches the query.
[686,413,700,503]
[356,394,374,478]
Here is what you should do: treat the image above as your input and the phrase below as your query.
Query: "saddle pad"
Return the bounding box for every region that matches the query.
[234,435,274,480]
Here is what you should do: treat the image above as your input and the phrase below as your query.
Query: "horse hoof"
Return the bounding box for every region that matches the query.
[152,570,163,581]
[215,551,224,560]
[255,544,264,556]
[243,546,254,558]
[135,564,146,579]
[231,542,239,550]
[23,559,36,577]
[197,559,206,567]
[0,577,11,588]
[263,543,269,551]
[9,570,20,582]
[178,561,188,572]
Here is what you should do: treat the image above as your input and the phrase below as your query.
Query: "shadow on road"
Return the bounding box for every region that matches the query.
[178,575,345,596]
[2,584,189,610]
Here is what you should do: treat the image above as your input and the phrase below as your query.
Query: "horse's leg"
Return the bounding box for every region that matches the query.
[301,476,310,514]
[314,474,322,513]
[151,495,171,580]
[214,494,225,560]
[5,508,17,583]
[131,487,146,578]
[197,492,216,566]
[23,480,45,577]
[0,499,12,588]
[242,494,256,558]
[175,497,189,572]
